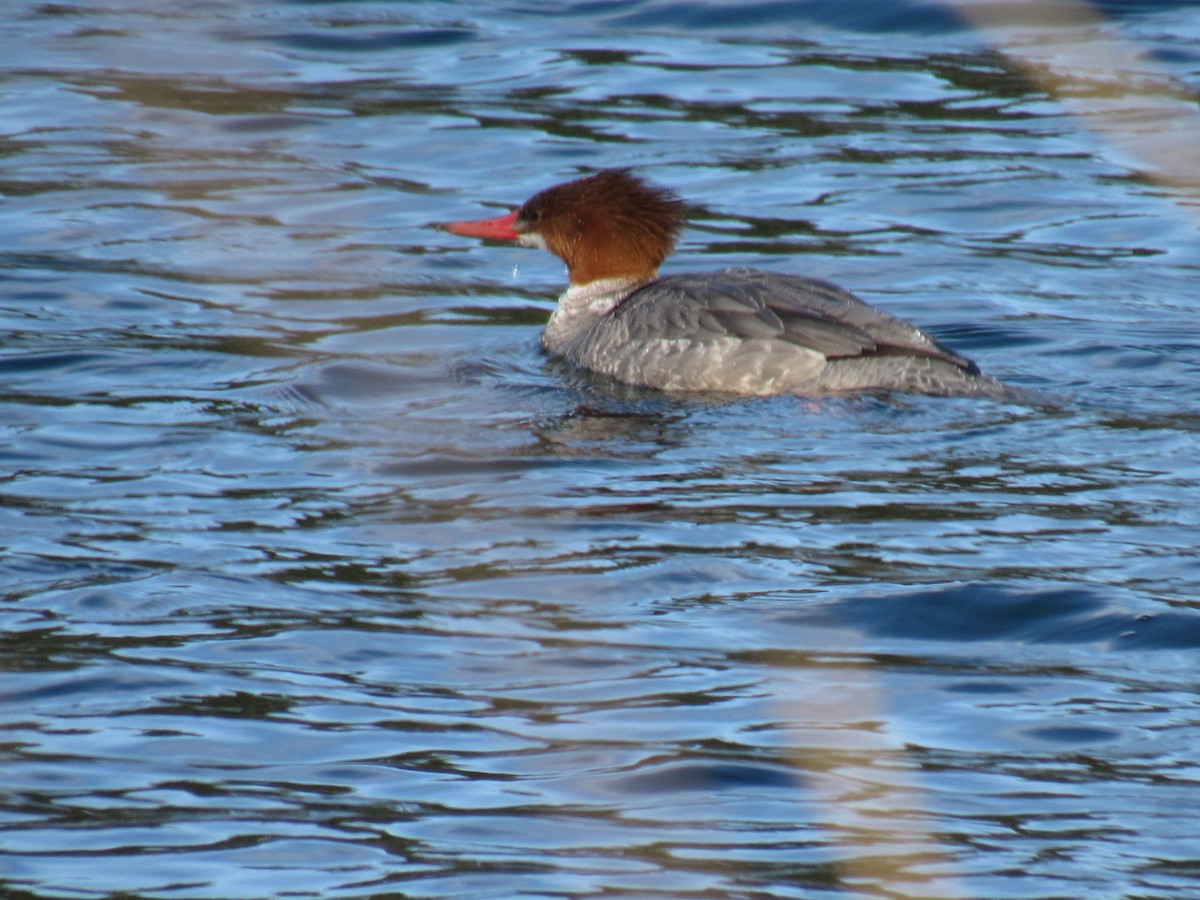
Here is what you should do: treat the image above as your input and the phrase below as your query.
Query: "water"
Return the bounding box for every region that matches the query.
[3,1,1200,897]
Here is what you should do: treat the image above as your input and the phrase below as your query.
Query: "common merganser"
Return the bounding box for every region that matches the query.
[443,169,1008,397]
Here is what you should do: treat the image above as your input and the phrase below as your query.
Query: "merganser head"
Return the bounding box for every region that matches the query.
[443,169,686,287]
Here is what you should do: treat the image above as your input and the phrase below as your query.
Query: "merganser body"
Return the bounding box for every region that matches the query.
[443,169,1007,397]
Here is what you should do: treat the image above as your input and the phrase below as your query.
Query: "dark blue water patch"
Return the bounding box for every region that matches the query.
[608,0,968,34]
[782,582,1200,650]
[0,289,66,303]
[276,28,477,53]
[1090,0,1200,14]
[1019,724,1123,746]
[608,759,799,795]
[1150,46,1200,66]
[3,558,169,605]
[0,669,187,706]
[926,319,1054,354]
[942,680,1023,695]
[0,350,116,375]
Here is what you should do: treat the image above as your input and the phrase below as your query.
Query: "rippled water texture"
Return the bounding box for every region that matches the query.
[4,1,1200,897]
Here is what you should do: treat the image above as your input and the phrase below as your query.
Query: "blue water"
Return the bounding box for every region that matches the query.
[3,2,1200,897]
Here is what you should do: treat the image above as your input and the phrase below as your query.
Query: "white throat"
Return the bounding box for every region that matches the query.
[542,276,646,355]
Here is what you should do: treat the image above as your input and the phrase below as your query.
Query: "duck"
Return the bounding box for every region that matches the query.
[443,168,1008,397]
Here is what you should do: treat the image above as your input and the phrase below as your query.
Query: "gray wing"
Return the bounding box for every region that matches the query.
[610,267,978,372]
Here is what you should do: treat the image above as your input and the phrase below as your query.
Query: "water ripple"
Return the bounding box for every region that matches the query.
[4,1,1200,898]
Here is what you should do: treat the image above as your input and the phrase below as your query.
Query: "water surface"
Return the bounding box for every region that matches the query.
[3,1,1200,897]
